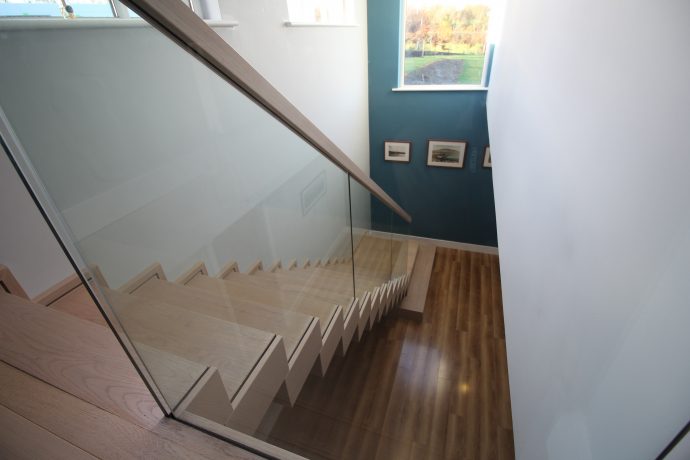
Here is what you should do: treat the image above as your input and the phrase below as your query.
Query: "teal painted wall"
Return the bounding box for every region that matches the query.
[367,0,498,246]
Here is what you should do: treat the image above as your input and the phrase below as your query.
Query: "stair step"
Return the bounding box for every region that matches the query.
[179,266,343,375]
[129,276,320,405]
[271,262,382,341]
[0,291,157,422]
[0,284,266,459]
[0,264,29,299]
[49,285,108,327]
[272,265,386,300]
[266,260,282,272]
[104,288,288,433]
[22,282,230,422]
[230,270,354,314]
[179,263,338,330]
[245,260,263,275]
[225,270,359,354]
[132,342,208,410]
[268,264,401,337]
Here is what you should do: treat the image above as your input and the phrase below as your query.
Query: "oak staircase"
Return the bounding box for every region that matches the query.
[0,234,419,438]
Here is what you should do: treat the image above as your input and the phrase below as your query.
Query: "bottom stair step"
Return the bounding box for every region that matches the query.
[104,289,289,434]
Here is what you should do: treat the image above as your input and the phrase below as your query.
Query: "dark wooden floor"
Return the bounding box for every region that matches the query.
[260,248,515,459]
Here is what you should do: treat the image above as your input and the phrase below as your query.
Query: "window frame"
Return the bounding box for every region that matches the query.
[0,0,117,19]
[0,0,204,20]
[285,0,356,27]
[397,0,498,91]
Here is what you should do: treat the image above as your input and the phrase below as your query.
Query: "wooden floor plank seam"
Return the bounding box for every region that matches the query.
[0,400,98,460]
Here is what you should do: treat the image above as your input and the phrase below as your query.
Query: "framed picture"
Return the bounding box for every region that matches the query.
[384,140,411,163]
[426,140,466,168]
[483,146,492,168]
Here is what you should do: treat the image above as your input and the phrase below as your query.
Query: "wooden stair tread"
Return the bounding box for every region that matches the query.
[181,273,343,378]
[133,278,311,361]
[223,271,361,355]
[352,236,398,280]
[132,342,208,409]
[275,263,374,285]
[268,270,382,313]
[134,277,321,403]
[296,261,391,290]
[49,286,108,327]
[0,291,160,421]
[0,362,208,460]
[275,266,387,296]
[105,289,281,401]
[185,274,338,334]
[0,290,264,459]
[229,271,355,315]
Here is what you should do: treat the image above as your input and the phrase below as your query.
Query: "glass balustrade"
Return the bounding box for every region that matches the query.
[0,14,412,457]
[349,176,392,323]
[391,211,411,291]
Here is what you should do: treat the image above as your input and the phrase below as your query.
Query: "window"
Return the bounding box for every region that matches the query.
[287,0,354,25]
[0,0,212,20]
[0,0,115,18]
[401,0,501,88]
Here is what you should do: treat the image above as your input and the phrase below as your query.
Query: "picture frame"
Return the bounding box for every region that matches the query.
[483,145,492,168]
[426,139,467,168]
[384,140,412,163]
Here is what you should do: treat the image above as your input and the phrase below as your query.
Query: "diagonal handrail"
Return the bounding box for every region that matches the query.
[120,0,411,223]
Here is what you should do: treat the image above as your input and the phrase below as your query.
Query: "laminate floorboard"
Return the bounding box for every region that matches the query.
[261,248,514,460]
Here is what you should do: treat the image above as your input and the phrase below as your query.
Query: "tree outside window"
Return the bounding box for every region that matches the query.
[402,0,495,87]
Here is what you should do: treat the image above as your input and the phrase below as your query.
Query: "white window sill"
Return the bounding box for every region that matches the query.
[0,18,238,30]
[393,85,488,92]
[205,20,239,28]
[283,21,357,28]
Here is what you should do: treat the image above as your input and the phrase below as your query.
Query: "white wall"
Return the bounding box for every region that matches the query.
[0,6,369,291]
[0,149,73,298]
[215,0,370,174]
[487,1,690,459]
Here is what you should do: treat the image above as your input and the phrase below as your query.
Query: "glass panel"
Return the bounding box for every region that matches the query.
[0,19,353,440]
[0,0,114,18]
[69,1,115,18]
[0,0,62,17]
[403,0,491,86]
[349,176,394,323]
[391,211,410,283]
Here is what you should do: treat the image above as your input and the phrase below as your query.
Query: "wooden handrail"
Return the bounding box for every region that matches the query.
[120,0,412,224]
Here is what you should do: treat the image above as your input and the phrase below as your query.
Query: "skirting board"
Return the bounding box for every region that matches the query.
[0,265,29,299]
[363,229,498,255]
[33,273,82,306]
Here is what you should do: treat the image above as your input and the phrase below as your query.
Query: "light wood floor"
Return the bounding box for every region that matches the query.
[0,289,262,460]
[258,248,515,460]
